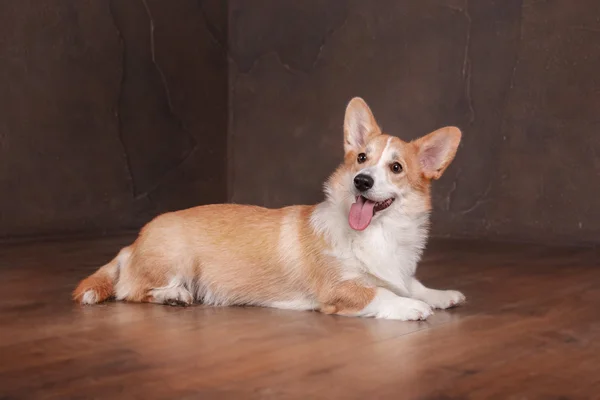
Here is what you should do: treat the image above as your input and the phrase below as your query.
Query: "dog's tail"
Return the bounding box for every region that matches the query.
[72,246,132,304]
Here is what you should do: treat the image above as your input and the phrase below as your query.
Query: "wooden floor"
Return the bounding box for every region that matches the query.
[0,235,599,400]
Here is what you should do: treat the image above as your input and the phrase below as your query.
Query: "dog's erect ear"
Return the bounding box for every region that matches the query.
[344,97,381,154]
[414,126,461,180]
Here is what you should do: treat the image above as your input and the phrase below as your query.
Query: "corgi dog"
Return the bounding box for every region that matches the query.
[73,97,465,320]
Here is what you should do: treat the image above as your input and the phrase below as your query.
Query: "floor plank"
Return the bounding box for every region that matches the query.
[0,235,598,399]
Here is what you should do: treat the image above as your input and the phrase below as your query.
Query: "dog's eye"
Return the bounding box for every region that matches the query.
[390,162,403,174]
[357,153,367,164]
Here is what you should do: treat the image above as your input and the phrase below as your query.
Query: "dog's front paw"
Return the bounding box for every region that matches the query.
[424,290,466,310]
[385,298,434,321]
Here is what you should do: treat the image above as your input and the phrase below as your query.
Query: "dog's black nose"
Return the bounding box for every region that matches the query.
[354,174,374,192]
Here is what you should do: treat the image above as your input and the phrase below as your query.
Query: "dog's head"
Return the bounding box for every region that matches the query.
[325,97,461,231]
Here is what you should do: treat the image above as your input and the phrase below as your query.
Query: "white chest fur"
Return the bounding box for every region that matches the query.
[312,202,430,292]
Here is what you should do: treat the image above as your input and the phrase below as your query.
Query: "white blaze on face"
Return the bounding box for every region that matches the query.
[357,137,397,201]
[349,137,398,231]
[375,137,396,191]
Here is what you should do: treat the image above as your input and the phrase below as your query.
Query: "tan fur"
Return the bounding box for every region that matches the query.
[319,280,377,315]
[75,204,360,312]
[74,97,461,318]
[72,249,123,303]
[332,123,461,215]
[413,126,462,180]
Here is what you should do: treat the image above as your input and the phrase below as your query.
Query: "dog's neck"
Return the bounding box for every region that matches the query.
[310,195,431,250]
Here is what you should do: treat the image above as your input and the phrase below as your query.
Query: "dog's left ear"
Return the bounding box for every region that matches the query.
[344,97,381,155]
[414,126,461,180]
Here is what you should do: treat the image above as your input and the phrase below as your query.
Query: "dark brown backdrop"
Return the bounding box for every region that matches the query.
[228,0,600,245]
[1,0,599,245]
[0,0,228,239]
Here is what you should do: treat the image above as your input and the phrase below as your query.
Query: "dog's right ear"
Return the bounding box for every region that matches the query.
[344,97,381,155]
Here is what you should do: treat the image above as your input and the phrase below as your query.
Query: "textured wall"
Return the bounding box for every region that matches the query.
[1,0,598,245]
[0,0,228,238]
[228,0,600,245]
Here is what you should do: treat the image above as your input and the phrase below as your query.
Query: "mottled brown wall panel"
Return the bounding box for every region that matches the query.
[1,0,598,245]
[0,0,228,239]
[228,0,600,245]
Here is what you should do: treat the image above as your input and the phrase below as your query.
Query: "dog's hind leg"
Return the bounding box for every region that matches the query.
[147,279,194,306]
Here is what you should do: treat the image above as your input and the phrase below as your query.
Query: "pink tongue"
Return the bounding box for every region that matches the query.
[349,196,376,231]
